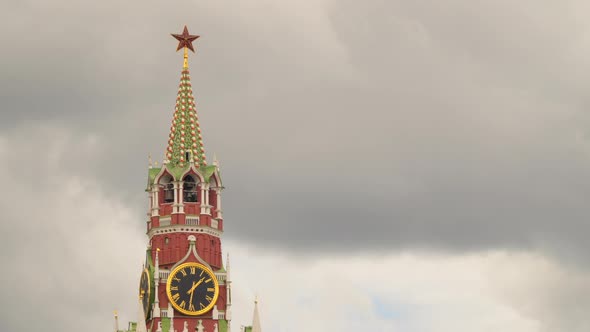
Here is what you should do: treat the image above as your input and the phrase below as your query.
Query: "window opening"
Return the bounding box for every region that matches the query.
[183,175,198,203]
[160,175,174,203]
[164,183,174,203]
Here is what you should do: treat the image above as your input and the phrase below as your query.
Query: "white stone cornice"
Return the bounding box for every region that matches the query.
[147,224,223,239]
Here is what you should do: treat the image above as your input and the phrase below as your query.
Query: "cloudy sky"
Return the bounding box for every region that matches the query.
[2,0,590,331]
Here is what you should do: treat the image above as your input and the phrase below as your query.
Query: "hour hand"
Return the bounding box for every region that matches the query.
[187,278,204,294]
[186,281,196,295]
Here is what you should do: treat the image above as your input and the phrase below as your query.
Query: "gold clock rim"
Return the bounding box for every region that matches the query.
[166,262,220,316]
[139,268,151,317]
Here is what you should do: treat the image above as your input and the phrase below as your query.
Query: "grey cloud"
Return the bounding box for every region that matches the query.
[4,1,590,331]
[0,126,146,332]
[2,0,590,259]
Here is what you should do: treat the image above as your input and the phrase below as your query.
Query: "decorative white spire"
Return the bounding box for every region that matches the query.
[213,153,220,169]
[226,253,231,280]
[226,253,232,322]
[153,248,161,318]
[113,310,119,332]
[251,297,261,332]
[168,302,175,332]
[136,294,148,332]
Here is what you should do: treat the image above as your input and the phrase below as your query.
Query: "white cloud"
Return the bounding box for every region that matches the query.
[225,244,548,332]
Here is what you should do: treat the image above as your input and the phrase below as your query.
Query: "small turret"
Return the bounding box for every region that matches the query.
[242,298,262,332]
[251,297,261,332]
[153,248,161,318]
[226,253,232,329]
[114,310,119,332]
[137,293,148,332]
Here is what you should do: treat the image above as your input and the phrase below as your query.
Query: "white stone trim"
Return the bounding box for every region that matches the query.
[170,235,212,271]
[158,269,170,282]
[215,271,227,284]
[153,249,161,318]
[212,305,219,320]
[200,184,208,214]
[226,253,232,321]
[148,224,223,239]
[179,165,205,183]
[159,217,171,227]
[215,189,222,219]
[151,186,160,217]
[172,181,180,214]
[153,167,173,185]
[186,216,200,225]
[178,180,184,214]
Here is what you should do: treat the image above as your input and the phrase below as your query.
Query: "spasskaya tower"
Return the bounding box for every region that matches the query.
[135,26,231,332]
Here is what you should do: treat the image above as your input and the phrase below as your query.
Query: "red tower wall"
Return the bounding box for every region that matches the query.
[150,233,222,270]
[146,170,226,331]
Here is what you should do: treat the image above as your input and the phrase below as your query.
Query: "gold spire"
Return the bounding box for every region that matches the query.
[183,47,189,69]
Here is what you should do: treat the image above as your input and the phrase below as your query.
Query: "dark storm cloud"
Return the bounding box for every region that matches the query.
[2,0,590,260]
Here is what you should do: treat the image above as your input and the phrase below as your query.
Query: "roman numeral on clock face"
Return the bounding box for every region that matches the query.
[190,266,196,274]
[180,301,186,309]
[180,269,187,277]
[205,295,212,302]
[172,293,180,301]
[207,287,214,292]
[200,303,205,309]
[189,303,195,311]
[170,286,178,291]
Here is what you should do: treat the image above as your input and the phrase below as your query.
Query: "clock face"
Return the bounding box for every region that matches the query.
[166,262,219,316]
[139,268,151,319]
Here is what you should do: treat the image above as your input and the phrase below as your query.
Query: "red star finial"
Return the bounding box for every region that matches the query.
[171,26,200,52]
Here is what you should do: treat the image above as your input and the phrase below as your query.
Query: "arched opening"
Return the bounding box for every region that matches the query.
[183,174,198,203]
[159,174,174,203]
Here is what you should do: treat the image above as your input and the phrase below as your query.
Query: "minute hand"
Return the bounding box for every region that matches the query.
[187,278,205,294]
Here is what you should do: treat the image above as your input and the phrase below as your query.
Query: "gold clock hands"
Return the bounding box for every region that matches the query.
[188,282,195,309]
[187,277,205,295]
[187,281,196,294]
